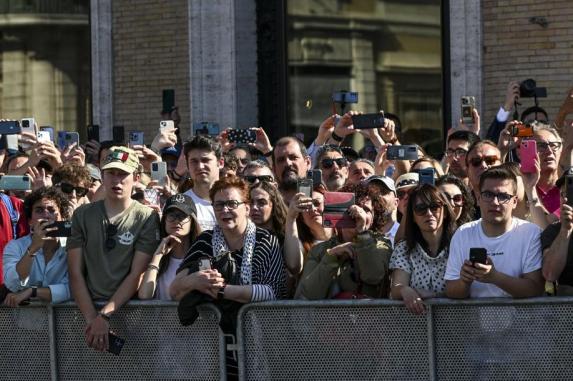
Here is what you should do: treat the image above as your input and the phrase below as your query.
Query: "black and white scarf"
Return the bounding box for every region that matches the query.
[212,220,257,285]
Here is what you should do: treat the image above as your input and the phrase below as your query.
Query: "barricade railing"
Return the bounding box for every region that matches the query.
[236,298,573,381]
[0,301,226,381]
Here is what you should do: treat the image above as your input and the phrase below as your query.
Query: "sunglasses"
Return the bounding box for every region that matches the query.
[242,175,274,184]
[413,202,443,216]
[469,155,499,167]
[58,182,89,197]
[321,157,348,169]
[165,211,190,223]
[444,193,464,206]
[105,224,118,251]
[213,200,245,211]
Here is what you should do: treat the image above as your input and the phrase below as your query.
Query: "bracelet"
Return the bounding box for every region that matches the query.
[263,149,273,158]
[147,264,160,271]
[331,130,344,142]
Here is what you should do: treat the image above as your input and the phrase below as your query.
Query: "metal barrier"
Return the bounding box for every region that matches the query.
[0,301,226,381]
[237,298,573,381]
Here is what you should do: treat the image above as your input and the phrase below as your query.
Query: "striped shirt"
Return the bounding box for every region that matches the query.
[180,227,286,301]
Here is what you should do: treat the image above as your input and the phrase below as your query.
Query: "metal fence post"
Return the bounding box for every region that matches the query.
[426,304,437,381]
[47,305,58,381]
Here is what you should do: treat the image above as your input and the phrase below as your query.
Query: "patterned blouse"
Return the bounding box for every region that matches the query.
[389,240,448,294]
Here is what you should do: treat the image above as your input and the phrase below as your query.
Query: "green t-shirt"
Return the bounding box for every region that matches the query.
[67,200,160,299]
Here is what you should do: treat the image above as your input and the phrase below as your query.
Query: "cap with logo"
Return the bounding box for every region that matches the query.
[101,146,141,174]
[164,194,197,217]
[395,172,419,191]
[366,175,396,193]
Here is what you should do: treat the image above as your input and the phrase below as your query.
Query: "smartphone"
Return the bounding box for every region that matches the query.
[297,178,313,197]
[227,128,256,144]
[386,145,419,161]
[351,113,385,129]
[87,124,100,142]
[193,122,220,136]
[469,247,487,265]
[65,132,80,148]
[45,221,72,238]
[143,188,160,206]
[461,96,476,125]
[511,123,534,138]
[162,89,175,113]
[5,134,18,154]
[0,120,21,135]
[0,175,31,191]
[19,118,36,151]
[37,130,51,142]
[520,140,537,173]
[307,169,322,188]
[419,168,435,185]
[199,258,212,271]
[108,332,125,356]
[332,91,358,104]
[566,175,573,207]
[113,126,125,144]
[40,126,54,142]
[128,131,144,146]
[160,120,175,131]
[151,161,167,186]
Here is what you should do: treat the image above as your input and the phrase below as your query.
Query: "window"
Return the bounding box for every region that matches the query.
[286,0,443,156]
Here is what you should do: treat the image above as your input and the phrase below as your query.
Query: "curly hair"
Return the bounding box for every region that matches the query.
[339,181,386,231]
[404,184,457,254]
[52,164,92,187]
[436,174,475,226]
[223,153,239,171]
[209,175,250,203]
[23,186,71,220]
[249,181,287,243]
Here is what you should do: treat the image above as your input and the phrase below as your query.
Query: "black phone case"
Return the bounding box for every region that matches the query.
[45,221,72,238]
[567,176,573,207]
[87,125,100,142]
[351,113,385,129]
[469,248,487,264]
[108,333,125,356]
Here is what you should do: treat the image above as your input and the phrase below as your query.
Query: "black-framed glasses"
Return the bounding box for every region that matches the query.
[480,191,515,204]
[213,200,245,211]
[536,141,562,152]
[446,148,468,158]
[165,211,190,223]
[242,175,274,184]
[469,155,499,167]
[444,193,464,206]
[413,202,443,216]
[321,157,348,169]
[105,224,118,251]
[57,182,89,197]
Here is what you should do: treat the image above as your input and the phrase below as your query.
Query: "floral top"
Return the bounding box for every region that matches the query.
[389,240,448,294]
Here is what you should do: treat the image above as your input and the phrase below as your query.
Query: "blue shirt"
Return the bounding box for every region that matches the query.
[2,235,70,303]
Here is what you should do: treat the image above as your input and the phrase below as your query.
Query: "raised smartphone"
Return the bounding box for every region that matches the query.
[0,120,21,135]
[151,161,167,186]
[0,175,31,191]
[45,221,72,238]
[461,96,476,125]
[129,131,144,146]
[297,178,313,197]
[419,168,435,186]
[351,113,385,129]
[386,145,419,161]
[520,140,537,173]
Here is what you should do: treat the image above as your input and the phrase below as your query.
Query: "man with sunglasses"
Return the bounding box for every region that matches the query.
[317,146,349,191]
[242,160,276,186]
[52,164,92,215]
[445,167,544,298]
[67,146,160,352]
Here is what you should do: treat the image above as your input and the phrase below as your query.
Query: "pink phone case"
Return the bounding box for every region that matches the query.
[520,140,537,173]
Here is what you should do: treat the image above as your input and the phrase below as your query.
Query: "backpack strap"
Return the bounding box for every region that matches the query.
[0,193,19,239]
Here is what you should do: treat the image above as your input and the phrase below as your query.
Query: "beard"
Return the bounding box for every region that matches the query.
[279,169,300,191]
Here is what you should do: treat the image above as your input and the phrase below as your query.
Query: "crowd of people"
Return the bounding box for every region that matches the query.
[2,82,573,371]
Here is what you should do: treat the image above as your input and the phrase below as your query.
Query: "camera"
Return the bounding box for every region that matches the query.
[519,79,547,98]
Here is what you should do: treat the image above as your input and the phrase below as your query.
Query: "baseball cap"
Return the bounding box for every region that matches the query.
[163,194,197,217]
[101,146,140,174]
[366,175,396,193]
[161,145,181,158]
[86,164,101,182]
[395,173,419,190]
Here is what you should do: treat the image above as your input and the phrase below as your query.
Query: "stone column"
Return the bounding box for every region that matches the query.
[449,0,483,133]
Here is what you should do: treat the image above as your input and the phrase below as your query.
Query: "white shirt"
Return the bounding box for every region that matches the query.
[385,221,400,248]
[156,257,184,301]
[183,188,216,231]
[444,218,542,298]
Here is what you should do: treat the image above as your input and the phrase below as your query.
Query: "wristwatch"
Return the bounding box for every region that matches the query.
[217,285,227,301]
[331,130,344,142]
[98,312,111,322]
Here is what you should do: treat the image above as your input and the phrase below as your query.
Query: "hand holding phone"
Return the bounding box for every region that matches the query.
[519,140,537,173]
[108,332,125,356]
[469,248,487,265]
[227,128,256,144]
[297,178,313,197]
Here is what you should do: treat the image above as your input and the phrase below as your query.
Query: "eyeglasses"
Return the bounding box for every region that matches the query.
[57,182,88,197]
[446,148,468,158]
[480,191,515,204]
[242,175,274,184]
[444,193,464,206]
[469,155,499,167]
[413,202,443,216]
[105,224,118,251]
[213,200,245,211]
[536,141,562,152]
[321,157,348,169]
[165,211,190,223]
